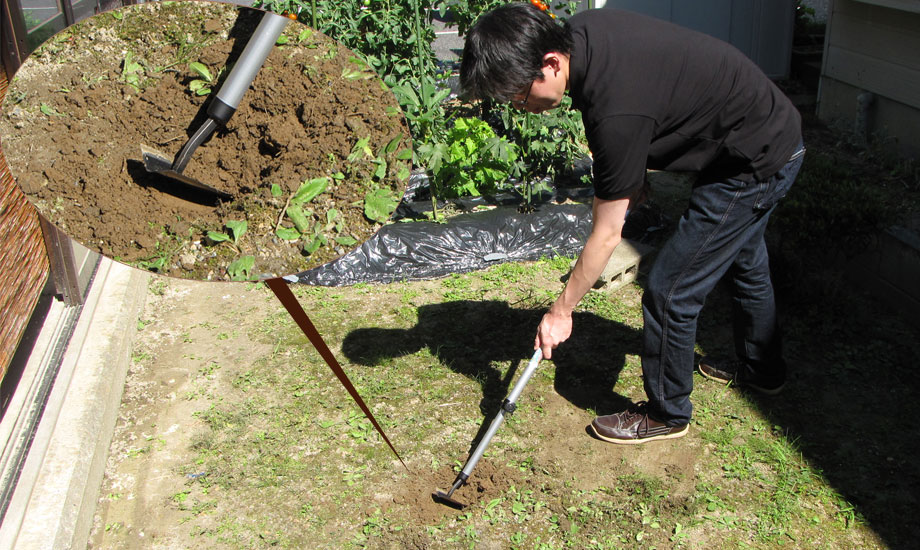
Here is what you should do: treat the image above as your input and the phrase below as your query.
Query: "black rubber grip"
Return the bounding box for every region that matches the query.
[207,97,236,125]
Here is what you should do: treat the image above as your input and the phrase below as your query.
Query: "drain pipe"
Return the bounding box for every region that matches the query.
[855,91,875,145]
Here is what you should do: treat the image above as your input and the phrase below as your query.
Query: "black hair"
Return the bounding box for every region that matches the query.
[460,2,573,103]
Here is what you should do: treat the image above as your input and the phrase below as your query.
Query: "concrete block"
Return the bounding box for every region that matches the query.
[597,239,655,291]
[568,239,655,293]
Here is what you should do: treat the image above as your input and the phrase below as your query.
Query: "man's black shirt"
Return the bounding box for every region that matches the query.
[567,9,802,200]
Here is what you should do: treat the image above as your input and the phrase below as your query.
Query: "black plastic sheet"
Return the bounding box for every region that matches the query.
[292,159,669,287]
[294,203,593,286]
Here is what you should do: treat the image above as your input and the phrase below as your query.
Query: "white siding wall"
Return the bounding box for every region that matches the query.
[819,0,920,157]
[600,0,796,78]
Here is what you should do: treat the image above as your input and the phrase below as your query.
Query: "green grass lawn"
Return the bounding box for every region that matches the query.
[92,245,918,549]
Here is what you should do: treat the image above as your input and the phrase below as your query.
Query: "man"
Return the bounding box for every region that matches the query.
[460,2,804,444]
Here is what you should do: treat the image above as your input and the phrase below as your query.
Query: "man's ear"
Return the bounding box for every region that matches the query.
[542,52,563,74]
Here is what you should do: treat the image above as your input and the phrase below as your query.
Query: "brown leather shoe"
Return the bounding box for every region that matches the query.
[590,402,688,445]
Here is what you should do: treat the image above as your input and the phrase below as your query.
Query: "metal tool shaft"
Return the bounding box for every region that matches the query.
[454,349,543,486]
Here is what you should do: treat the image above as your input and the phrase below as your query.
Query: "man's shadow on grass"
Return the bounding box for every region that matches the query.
[341,300,639,453]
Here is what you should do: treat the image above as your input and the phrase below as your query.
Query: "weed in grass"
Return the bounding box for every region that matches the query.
[476,262,535,295]
[441,273,482,302]
[538,252,578,273]
[148,278,168,296]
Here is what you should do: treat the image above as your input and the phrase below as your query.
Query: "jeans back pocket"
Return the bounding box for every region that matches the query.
[753,148,805,211]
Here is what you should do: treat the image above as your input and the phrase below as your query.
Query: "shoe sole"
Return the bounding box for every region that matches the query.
[698,365,785,396]
[697,365,733,385]
[589,423,689,445]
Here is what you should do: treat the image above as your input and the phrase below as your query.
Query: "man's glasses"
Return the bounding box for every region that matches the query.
[512,80,533,109]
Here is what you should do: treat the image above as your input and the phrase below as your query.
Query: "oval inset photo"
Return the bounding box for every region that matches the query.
[0,1,411,281]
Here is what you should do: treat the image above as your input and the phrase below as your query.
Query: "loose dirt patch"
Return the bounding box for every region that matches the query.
[0,1,410,281]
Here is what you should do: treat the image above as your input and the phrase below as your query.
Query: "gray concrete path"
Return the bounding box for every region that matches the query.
[0,259,148,550]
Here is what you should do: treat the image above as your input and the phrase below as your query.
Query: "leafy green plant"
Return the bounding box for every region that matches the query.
[364,187,399,222]
[342,134,411,188]
[135,245,171,272]
[392,73,451,166]
[255,0,439,82]
[433,117,519,198]
[279,176,329,241]
[273,176,361,254]
[302,229,327,255]
[292,176,329,204]
[499,96,586,181]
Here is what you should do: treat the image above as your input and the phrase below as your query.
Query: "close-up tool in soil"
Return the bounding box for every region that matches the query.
[140,10,290,200]
[433,348,543,509]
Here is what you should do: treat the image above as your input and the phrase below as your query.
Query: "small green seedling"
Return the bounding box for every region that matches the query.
[347,137,374,163]
[285,204,312,234]
[277,176,331,239]
[302,232,327,255]
[188,62,214,95]
[342,56,376,81]
[227,255,255,281]
[40,103,65,117]
[207,220,247,246]
[291,177,328,204]
[121,51,143,91]
[275,226,301,241]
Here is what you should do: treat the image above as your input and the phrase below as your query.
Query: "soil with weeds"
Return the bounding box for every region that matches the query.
[0,2,409,281]
[88,238,919,549]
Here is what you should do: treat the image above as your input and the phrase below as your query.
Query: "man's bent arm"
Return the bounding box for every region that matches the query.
[536,196,631,358]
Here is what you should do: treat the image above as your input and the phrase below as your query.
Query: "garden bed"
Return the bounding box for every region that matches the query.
[0,1,410,281]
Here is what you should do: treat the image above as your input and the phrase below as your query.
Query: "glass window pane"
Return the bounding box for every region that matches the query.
[21,0,63,32]
[71,0,98,23]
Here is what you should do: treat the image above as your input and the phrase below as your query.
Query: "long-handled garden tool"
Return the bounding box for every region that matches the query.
[433,348,543,509]
[140,10,290,199]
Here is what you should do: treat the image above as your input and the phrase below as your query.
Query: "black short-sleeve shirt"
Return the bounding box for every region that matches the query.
[567,9,802,200]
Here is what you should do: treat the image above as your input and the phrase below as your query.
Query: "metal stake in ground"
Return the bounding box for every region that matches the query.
[264,277,408,471]
[433,348,543,509]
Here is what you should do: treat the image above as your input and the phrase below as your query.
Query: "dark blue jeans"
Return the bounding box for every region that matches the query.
[641,145,805,425]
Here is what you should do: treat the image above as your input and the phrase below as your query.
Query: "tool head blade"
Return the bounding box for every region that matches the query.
[140,144,174,172]
[139,144,233,201]
[432,490,466,510]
